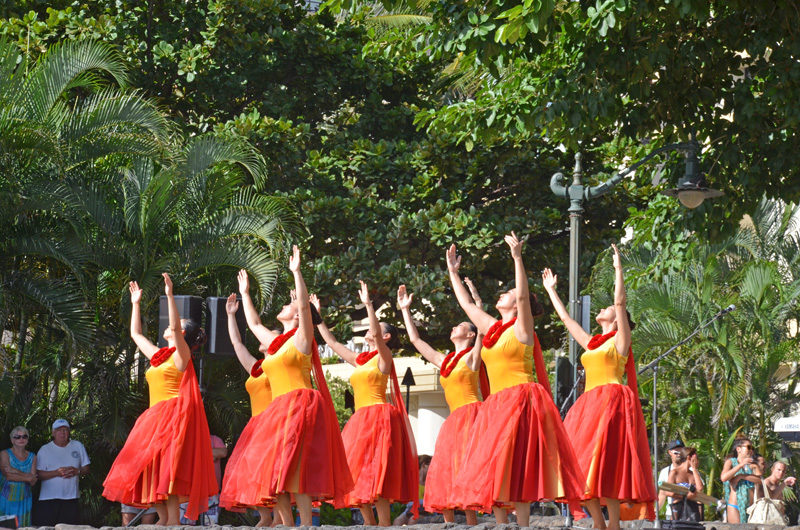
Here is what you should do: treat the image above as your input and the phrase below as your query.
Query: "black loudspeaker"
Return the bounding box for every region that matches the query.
[158,295,204,348]
[205,296,246,356]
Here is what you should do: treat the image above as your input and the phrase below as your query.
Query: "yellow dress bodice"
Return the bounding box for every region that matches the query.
[350,355,388,411]
[245,370,273,417]
[581,337,626,393]
[146,353,182,407]
[482,325,534,393]
[260,337,312,399]
[440,355,480,412]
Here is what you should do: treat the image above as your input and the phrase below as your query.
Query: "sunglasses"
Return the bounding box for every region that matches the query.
[12,434,29,439]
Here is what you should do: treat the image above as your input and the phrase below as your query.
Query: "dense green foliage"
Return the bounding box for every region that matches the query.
[0,0,799,524]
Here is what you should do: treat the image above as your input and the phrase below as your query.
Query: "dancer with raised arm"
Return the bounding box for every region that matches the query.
[314,282,418,527]
[542,244,656,530]
[220,246,353,527]
[448,234,585,526]
[397,284,483,525]
[222,293,276,526]
[103,274,217,525]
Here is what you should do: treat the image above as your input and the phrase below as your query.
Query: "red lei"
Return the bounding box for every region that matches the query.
[482,318,517,348]
[267,328,298,355]
[150,346,176,367]
[587,330,617,350]
[356,349,379,365]
[250,359,264,377]
[440,348,471,377]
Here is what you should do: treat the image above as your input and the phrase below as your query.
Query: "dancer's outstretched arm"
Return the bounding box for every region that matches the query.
[612,244,631,357]
[446,244,495,334]
[360,281,392,375]
[542,269,591,349]
[505,232,534,346]
[397,285,445,368]
[163,273,190,372]
[129,281,159,358]
[289,245,313,356]
[226,293,257,372]
[462,277,484,372]
[311,295,360,366]
[237,269,279,346]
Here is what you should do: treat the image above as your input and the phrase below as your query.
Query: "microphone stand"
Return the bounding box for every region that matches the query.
[638,308,732,529]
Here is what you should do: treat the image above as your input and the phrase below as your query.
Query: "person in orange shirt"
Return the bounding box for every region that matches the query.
[314,281,418,527]
[447,233,586,526]
[542,244,656,530]
[219,247,352,526]
[397,283,483,525]
[103,273,217,526]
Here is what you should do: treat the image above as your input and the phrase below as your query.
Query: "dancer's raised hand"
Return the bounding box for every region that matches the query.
[446,244,462,272]
[309,294,321,312]
[463,277,481,306]
[397,285,413,310]
[225,293,239,315]
[504,231,524,259]
[162,272,174,296]
[237,269,250,295]
[358,280,371,306]
[542,268,558,291]
[129,281,143,304]
[612,243,622,269]
[289,244,301,272]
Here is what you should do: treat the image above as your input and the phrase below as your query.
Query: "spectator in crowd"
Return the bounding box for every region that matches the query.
[658,439,684,519]
[392,455,433,526]
[35,419,91,526]
[721,437,761,523]
[667,447,704,521]
[762,461,796,515]
[121,504,156,525]
[0,426,37,526]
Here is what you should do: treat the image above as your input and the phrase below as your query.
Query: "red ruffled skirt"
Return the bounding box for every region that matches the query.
[341,402,417,506]
[220,388,353,509]
[453,382,586,512]
[103,367,217,520]
[423,401,481,513]
[563,383,655,503]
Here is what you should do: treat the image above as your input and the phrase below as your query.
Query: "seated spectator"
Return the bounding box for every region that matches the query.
[762,461,796,515]
[121,504,156,525]
[0,426,37,526]
[667,447,704,521]
[392,455,432,526]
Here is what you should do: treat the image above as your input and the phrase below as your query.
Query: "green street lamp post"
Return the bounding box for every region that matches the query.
[550,138,723,409]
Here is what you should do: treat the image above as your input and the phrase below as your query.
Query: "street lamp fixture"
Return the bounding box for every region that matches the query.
[549,136,723,410]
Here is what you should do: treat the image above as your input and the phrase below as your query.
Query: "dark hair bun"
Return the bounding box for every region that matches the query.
[381,322,401,349]
[625,309,637,331]
[309,303,323,326]
[182,319,207,350]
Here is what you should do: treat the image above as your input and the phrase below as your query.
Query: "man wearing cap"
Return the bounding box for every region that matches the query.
[35,419,91,525]
[658,439,685,519]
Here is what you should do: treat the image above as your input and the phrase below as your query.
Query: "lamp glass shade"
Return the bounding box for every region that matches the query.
[677,190,707,209]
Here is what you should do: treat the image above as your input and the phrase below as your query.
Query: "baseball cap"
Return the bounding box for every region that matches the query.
[668,439,684,450]
[52,419,70,430]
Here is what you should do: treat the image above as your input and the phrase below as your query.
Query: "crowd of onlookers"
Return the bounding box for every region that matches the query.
[659,437,797,524]
[3,424,799,527]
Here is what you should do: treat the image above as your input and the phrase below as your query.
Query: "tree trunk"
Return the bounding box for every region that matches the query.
[14,309,28,369]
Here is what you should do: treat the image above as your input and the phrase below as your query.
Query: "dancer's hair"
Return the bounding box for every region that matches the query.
[182,319,207,351]
[530,293,544,318]
[380,322,401,349]
[309,303,323,326]
[624,309,637,331]
[466,322,478,346]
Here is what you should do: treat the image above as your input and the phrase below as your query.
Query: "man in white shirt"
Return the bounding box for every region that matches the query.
[35,419,91,526]
[658,439,684,519]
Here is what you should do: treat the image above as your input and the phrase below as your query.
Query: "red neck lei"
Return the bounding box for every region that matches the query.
[440,348,471,377]
[250,359,264,377]
[482,318,517,348]
[267,328,297,355]
[357,349,379,365]
[587,330,616,350]
[150,346,176,367]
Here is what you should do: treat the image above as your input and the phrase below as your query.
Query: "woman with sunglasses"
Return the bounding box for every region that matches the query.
[721,437,762,523]
[0,427,37,526]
